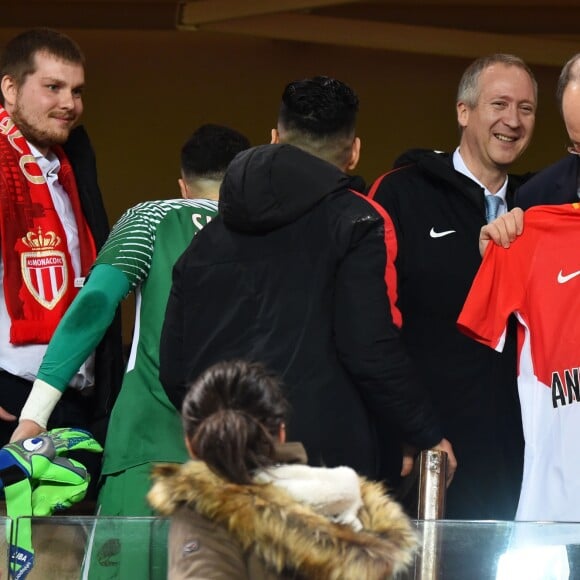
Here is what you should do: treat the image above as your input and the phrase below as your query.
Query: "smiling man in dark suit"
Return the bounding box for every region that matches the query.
[516,53,580,208]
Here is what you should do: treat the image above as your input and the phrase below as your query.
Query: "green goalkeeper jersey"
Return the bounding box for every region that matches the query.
[37,198,218,474]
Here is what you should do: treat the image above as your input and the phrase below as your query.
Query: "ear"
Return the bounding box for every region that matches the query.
[178,178,189,199]
[457,101,469,129]
[184,437,196,459]
[271,128,280,144]
[346,137,361,171]
[278,422,286,444]
[1,75,17,110]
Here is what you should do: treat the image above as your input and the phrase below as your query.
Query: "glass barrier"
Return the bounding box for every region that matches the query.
[12,516,169,579]
[408,520,580,580]
[6,516,580,579]
[0,517,9,578]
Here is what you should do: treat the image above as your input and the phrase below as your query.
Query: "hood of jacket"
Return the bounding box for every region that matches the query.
[149,460,417,579]
[219,143,358,233]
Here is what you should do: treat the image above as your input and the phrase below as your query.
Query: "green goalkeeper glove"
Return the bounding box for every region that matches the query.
[0,428,102,579]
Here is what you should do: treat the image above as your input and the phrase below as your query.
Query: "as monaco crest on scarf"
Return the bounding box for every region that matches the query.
[0,104,96,344]
[20,229,68,310]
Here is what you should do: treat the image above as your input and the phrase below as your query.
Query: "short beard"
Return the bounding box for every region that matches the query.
[11,106,70,150]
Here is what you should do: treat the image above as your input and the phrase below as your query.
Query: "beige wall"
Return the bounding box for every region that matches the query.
[0,28,567,340]
[7,28,560,223]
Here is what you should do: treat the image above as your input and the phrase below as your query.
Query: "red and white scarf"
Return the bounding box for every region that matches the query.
[0,106,96,345]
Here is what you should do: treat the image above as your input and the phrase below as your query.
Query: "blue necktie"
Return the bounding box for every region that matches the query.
[485,195,502,223]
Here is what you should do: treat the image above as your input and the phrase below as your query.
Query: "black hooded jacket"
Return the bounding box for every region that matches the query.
[368,149,526,517]
[160,144,442,479]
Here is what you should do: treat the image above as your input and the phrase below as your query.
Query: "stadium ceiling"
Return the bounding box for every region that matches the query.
[1,0,578,66]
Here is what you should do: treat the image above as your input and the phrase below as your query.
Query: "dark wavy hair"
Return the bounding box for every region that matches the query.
[277,75,359,167]
[182,360,290,485]
[279,75,358,137]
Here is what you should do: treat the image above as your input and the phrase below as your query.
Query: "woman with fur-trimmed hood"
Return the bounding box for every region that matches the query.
[148,360,418,579]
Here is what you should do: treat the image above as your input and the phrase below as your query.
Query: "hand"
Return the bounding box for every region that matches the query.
[10,419,44,443]
[0,427,103,484]
[401,443,417,478]
[479,207,524,256]
[432,438,457,487]
[0,406,17,423]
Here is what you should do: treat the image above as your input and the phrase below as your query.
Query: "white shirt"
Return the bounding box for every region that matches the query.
[0,143,94,387]
[453,147,508,217]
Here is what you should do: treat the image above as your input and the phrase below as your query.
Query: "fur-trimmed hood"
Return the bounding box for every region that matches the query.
[148,458,418,579]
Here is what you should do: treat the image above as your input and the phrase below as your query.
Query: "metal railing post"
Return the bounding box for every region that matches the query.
[418,449,447,520]
[414,450,448,580]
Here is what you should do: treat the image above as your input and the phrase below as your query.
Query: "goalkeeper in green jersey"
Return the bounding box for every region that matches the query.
[9,125,250,518]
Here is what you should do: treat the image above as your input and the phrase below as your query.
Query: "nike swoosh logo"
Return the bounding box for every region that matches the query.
[429,227,456,238]
[557,270,580,284]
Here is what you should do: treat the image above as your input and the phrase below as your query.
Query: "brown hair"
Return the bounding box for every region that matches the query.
[182,360,290,484]
[0,28,85,105]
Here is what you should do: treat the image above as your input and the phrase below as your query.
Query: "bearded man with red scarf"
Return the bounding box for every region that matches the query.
[0,28,123,459]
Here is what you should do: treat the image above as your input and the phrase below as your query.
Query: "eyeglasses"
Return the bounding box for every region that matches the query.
[568,144,580,156]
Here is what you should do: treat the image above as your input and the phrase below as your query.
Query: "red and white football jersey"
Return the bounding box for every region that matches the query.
[458,203,580,521]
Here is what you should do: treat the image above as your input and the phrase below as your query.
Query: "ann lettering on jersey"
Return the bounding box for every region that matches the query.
[552,368,580,408]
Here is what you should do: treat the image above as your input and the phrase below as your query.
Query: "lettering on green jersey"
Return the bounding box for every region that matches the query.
[192,214,213,229]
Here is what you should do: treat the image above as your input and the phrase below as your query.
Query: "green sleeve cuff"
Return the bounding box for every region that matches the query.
[36,264,130,391]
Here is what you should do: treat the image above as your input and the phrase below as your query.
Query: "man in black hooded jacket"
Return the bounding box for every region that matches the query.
[160,76,455,481]
[368,54,536,519]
